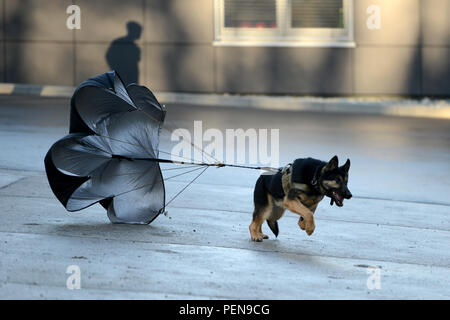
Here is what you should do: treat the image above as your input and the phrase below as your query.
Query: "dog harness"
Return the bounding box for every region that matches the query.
[280,163,323,196]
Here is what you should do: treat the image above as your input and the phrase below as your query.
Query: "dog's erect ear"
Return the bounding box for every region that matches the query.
[324,155,339,171]
[341,158,350,173]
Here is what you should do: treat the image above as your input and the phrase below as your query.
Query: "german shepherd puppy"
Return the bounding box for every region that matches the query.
[249,156,352,241]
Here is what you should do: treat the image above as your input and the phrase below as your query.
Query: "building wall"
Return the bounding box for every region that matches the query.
[0,0,449,96]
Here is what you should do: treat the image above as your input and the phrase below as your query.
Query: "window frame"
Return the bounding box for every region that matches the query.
[214,0,355,47]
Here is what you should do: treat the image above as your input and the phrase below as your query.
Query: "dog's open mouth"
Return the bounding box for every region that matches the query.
[331,191,344,207]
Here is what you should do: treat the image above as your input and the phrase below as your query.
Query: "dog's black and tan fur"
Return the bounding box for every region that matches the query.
[249,156,352,241]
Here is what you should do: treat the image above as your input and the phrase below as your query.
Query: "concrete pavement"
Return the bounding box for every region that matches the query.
[0,95,449,299]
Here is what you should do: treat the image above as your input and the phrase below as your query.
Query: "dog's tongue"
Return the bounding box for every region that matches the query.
[331,192,344,207]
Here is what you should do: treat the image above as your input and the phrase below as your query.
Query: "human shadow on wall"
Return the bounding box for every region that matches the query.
[105,21,142,85]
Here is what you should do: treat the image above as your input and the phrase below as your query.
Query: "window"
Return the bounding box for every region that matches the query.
[214,0,354,47]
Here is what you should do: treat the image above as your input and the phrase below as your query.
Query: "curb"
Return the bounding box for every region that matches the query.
[0,83,75,97]
[1,83,449,120]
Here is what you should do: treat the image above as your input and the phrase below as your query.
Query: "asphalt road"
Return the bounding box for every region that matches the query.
[0,94,449,299]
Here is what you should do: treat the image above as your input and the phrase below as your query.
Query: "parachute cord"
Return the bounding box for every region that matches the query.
[161,161,278,212]
[164,166,209,208]
[164,166,206,181]
[151,158,278,172]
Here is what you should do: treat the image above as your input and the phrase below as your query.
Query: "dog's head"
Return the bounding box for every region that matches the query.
[319,156,352,207]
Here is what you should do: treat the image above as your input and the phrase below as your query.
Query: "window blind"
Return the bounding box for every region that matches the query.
[291,0,344,28]
[224,0,277,28]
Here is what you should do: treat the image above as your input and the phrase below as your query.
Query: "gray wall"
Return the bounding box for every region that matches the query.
[1,0,449,96]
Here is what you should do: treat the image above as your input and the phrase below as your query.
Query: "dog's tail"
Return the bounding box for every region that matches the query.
[267,220,279,237]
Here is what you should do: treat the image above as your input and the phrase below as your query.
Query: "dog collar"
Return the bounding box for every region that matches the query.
[310,165,325,193]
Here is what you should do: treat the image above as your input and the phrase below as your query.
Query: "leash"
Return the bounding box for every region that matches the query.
[112,155,279,172]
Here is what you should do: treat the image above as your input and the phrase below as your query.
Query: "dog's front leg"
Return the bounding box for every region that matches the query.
[298,203,318,231]
[283,197,315,236]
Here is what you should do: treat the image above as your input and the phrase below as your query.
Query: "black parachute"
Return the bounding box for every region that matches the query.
[45,71,277,225]
[45,71,167,224]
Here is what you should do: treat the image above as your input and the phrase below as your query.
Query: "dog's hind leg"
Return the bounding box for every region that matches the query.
[258,220,269,240]
[249,176,270,242]
[250,204,270,242]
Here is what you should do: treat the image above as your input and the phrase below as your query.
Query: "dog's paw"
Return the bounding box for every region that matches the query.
[251,235,264,242]
[305,221,315,236]
[250,232,268,242]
